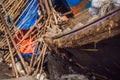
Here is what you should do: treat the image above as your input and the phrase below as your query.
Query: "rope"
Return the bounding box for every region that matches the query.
[100,0,113,16]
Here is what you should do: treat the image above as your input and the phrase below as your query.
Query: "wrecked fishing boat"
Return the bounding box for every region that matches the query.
[0,0,120,80]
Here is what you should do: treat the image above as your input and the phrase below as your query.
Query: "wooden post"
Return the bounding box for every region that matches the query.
[0,12,30,75]
[5,31,19,78]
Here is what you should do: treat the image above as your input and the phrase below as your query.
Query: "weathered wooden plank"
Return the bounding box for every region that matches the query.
[44,9,120,48]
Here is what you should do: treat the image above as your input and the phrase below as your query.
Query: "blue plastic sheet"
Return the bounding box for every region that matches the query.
[66,0,82,6]
[66,0,91,10]
[16,0,38,30]
[84,1,91,10]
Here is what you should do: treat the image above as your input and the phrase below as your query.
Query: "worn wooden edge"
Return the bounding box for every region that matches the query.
[44,10,120,48]
[52,8,120,39]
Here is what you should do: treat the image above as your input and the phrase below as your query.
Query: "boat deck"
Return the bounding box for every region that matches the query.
[69,10,91,27]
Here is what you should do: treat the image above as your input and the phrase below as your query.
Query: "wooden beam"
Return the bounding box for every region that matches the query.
[44,9,120,48]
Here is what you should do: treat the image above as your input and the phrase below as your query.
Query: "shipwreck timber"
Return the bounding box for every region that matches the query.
[45,9,120,48]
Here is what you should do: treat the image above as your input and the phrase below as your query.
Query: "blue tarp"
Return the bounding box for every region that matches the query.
[84,1,91,10]
[66,0,82,6]
[63,0,91,10]
[16,0,38,30]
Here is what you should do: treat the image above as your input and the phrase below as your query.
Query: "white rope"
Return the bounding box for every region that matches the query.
[90,0,114,16]
[100,0,113,16]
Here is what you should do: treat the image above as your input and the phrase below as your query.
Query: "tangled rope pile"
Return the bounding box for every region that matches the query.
[89,0,120,16]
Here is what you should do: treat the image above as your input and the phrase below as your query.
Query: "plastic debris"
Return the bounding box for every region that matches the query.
[113,0,120,7]
[89,7,99,16]
[16,0,39,30]
[15,61,26,76]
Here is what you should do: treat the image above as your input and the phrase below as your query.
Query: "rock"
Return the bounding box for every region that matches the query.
[61,74,89,80]
[47,53,69,80]
[15,61,26,76]
[36,72,48,80]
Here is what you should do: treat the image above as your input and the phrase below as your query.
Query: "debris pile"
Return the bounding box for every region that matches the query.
[0,0,120,80]
[0,0,70,79]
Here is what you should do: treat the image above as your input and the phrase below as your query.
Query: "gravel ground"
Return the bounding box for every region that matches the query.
[2,76,36,80]
[0,63,11,79]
